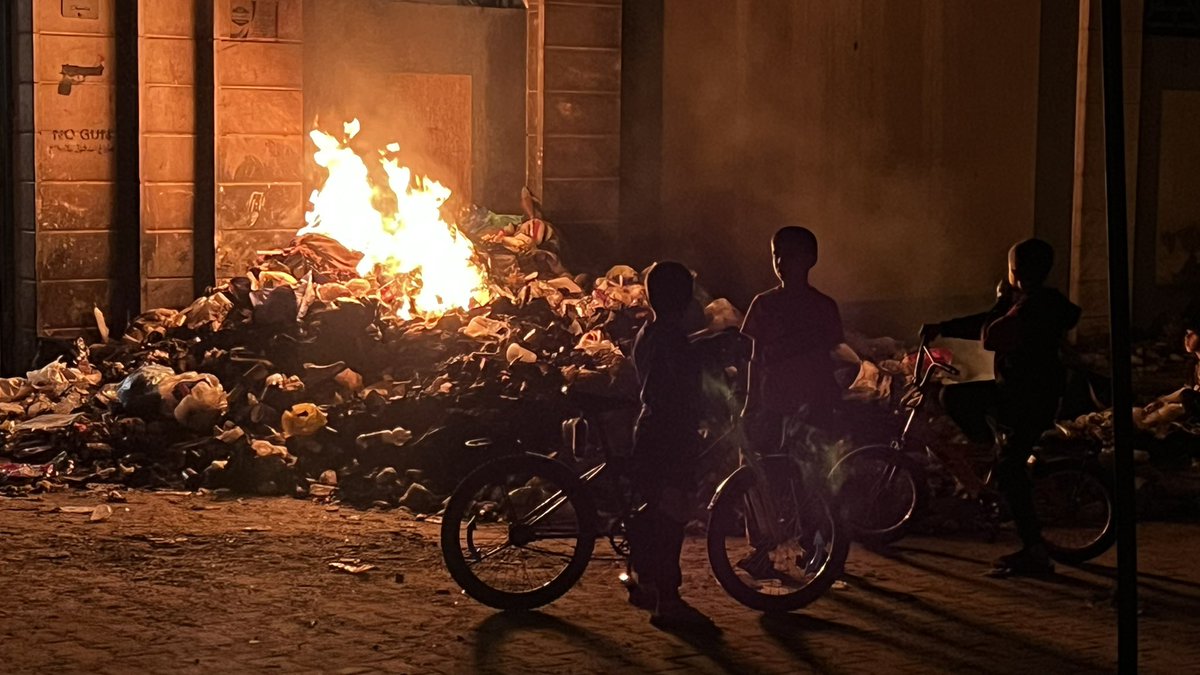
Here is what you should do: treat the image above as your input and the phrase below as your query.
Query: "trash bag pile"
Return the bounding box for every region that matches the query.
[0,221,748,508]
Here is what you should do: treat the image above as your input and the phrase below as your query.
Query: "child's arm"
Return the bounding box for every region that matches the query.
[740,298,765,416]
[982,306,1023,352]
[743,342,764,416]
[938,312,991,341]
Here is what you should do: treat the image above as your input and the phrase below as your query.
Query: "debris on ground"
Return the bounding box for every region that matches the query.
[329,560,377,575]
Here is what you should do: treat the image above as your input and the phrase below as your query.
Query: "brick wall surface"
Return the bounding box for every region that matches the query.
[142,0,198,310]
[535,0,621,264]
[213,0,303,280]
[11,2,37,363]
[29,0,120,338]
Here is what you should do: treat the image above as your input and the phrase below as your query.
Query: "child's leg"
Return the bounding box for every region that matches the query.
[655,483,691,599]
[940,380,1000,444]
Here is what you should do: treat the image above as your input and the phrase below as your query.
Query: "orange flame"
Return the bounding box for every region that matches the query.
[298,120,490,319]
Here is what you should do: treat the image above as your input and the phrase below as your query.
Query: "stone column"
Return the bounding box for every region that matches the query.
[1070,0,1144,338]
[28,0,122,339]
[142,0,199,310]
[212,0,303,281]
[536,0,621,264]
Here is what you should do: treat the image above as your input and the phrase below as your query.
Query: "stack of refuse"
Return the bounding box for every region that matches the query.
[0,219,749,509]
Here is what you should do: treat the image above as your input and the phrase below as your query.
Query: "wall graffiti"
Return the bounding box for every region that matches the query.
[47,128,115,155]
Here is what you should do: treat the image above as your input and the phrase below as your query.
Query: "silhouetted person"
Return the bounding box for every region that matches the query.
[735,227,844,579]
[627,261,715,630]
[741,226,845,453]
[922,238,1081,576]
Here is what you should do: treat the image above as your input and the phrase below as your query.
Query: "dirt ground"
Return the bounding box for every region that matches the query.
[1,489,1197,674]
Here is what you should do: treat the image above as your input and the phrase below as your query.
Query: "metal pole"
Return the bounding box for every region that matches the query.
[0,1,15,375]
[1098,0,1138,671]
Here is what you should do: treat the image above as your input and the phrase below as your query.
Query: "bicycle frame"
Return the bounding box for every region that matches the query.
[895,337,961,449]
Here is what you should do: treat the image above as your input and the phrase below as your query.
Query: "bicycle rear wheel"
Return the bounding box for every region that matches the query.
[707,456,849,613]
[441,453,597,610]
[828,445,926,547]
[1033,459,1115,564]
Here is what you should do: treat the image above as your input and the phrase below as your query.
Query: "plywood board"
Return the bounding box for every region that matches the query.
[369,72,473,205]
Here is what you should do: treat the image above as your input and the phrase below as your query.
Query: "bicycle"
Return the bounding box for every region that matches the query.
[705,419,851,612]
[440,390,849,612]
[829,337,1116,564]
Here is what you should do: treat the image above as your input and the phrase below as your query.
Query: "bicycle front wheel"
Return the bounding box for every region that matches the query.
[1033,458,1115,564]
[707,456,849,613]
[828,445,926,547]
[441,453,597,610]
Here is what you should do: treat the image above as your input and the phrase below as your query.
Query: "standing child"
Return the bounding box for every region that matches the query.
[735,226,845,580]
[741,226,845,454]
[627,261,715,630]
[923,238,1081,577]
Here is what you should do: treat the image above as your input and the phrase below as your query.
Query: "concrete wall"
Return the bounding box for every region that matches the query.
[534,0,622,263]
[304,0,526,214]
[142,0,199,310]
[8,2,37,366]
[26,0,123,339]
[659,0,1044,335]
[215,0,305,280]
[1133,33,1200,330]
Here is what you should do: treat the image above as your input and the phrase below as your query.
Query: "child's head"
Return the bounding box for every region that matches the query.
[1007,238,1054,290]
[645,261,694,319]
[772,226,818,284]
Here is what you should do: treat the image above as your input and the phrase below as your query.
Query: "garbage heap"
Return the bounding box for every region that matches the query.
[1,223,752,508]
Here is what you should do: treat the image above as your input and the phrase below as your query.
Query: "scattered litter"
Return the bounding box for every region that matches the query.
[89,503,114,522]
[329,560,376,575]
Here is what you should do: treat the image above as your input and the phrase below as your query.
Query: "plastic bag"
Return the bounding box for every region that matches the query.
[156,372,220,416]
[26,360,72,395]
[116,364,175,415]
[173,380,229,431]
[0,378,32,403]
[281,403,327,438]
[703,298,744,332]
[462,315,511,340]
[181,293,234,330]
[576,329,622,358]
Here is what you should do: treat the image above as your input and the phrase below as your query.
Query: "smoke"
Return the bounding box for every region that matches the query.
[659,0,1040,333]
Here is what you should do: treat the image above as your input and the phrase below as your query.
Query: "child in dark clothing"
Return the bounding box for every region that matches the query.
[741,226,845,454]
[627,261,714,630]
[922,238,1081,576]
[734,227,844,581]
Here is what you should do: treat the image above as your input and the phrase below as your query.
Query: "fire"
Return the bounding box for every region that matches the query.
[298,120,491,319]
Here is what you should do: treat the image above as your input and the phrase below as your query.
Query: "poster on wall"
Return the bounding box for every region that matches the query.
[230,0,279,39]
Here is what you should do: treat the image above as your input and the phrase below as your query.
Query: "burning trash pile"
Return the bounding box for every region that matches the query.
[1,120,743,507]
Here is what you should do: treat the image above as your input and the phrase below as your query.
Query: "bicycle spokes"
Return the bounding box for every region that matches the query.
[721,482,833,595]
[457,473,583,594]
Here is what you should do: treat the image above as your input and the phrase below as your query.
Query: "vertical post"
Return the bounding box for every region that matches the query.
[1098,0,1138,670]
[194,0,216,294]
[0,1,14,374]
[1033,0,1082,293]
[113,0,142,330]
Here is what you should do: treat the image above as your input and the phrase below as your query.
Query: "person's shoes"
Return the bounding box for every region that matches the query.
[650,595,719,633]
[987,545,1054,578]
[626,582,657,611]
